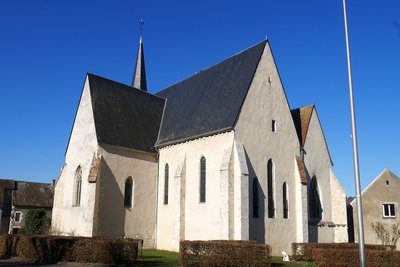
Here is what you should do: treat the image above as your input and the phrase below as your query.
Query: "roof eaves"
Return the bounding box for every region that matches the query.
[156,127,233,149]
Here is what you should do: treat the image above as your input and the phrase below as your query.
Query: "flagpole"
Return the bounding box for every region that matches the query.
[342,0,366,266]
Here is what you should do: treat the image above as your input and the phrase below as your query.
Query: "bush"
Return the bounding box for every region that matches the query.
[21,209,50,235]
[291,242,395,262]
[0,235,140,264]
[313,248,400,267]
[180,240,271,267]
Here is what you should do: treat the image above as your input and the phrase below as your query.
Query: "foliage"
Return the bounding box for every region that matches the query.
[371,221,400,246]
[180,240,271,266]
[0,235,141,264]
[21,209,50,235]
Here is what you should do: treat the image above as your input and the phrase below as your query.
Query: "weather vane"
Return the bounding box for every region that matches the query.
[140,19,144,36]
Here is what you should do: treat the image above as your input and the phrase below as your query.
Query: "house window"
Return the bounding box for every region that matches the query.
[252,177,259,218]
[124,177,133,207]
[267,159,275,218]
[383,204,395,218]
[73,166,82,206]
[309,176,321,219]
[14,212,22,223]
[272,120,276,132]
[164,164,169,205]
[283,182,289,219]
[200,156,206,203]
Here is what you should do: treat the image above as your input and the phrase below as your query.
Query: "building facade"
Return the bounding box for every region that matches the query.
[349,169,400,248]
[51,38,347,254]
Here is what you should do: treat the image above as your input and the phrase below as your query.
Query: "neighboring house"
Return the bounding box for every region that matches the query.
[0,179,54,234]
[349,169,400,248]
[51,36,347,254]
[9,181,54,234]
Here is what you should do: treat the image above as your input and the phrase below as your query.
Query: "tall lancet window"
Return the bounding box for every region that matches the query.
[283,182,289,219]
[309,176,321,219]
[73,166,82,206]
[200,156,206,203]
[253,177,259,218]
[124,177,133,207]
[267,159,275,218]
[164,164,169,204]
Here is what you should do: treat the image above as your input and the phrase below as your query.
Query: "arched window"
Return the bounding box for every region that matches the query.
[309,176,321,219]
[164,164,169,204]
[283,182,289,219]
[252,177,259,218]
[267,159,275,218]
[200,156,206,203]
[73,166,82,206]
[124,177,133,207]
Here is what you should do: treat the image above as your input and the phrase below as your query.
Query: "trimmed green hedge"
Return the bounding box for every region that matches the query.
[180,240,271,267]
[0,235,141,264]
[292,242,395,262]
[313,248,400,267]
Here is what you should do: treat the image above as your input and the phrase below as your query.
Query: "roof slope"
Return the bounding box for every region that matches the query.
[88,74,165,152]
[13,181,53,208]
[155,40,267,146]
[291,105,314,146]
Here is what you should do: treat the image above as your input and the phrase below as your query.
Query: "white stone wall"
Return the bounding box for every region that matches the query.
[51,76,99,236]
[234,42,302,255]
[329,170,348,242]
[94,145,158,248]
[156,132,244,251]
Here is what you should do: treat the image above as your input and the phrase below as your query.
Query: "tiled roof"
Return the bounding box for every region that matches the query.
[295,156,308,184]
[88,74,165,152]
[155,40,267,147]
[88,155,102,183]
[12,181,53,208]
[291,105,314,146]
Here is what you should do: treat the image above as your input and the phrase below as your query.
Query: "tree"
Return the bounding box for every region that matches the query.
[21,208,51,235]
[371,221,400,246]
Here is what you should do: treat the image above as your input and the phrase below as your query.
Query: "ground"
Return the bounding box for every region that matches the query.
[0,250,316,266]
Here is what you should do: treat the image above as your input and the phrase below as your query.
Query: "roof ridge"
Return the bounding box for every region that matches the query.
[156,39,268,94]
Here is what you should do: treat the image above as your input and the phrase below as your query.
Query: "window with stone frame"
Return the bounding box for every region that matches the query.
[124,177,133,207]
[200,156,206,203]
[382,203,395,218]
[267,159,275,218]
[164,164,169,205]
[73,166,82,206]
[14,211,22,223]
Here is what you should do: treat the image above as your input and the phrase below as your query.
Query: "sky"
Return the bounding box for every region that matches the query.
[0,0,399,196]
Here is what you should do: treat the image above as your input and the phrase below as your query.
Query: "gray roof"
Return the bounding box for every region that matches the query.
[88,74,165,152]
[155,40,267,147]
[131,37,147,91]
[13,181,53,208]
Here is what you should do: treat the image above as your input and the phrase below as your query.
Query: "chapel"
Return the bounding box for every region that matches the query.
[51,35,348,254]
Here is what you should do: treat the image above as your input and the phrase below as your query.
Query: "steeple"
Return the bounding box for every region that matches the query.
[132,20,147,91]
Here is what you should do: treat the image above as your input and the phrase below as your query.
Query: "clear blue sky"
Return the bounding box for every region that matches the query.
[1,1,399,196]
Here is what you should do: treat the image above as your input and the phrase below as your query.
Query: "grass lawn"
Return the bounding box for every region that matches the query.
[136,249,180,266]
[136,250,316,267]
[271,256,316,267]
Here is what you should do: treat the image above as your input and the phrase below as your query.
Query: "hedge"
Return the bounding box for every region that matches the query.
[180,240,271,267]
[313,248,400,267]
[0,235,141,264]
[292,242,395,262]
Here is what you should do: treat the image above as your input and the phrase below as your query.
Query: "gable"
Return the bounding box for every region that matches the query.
[351,169,400,206]
[302,107,333,166]
[155,40,267,147]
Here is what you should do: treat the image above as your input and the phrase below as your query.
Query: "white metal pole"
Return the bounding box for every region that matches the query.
[342,0,366,266]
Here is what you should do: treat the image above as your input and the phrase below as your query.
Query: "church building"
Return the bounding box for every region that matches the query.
[51,35,348,254]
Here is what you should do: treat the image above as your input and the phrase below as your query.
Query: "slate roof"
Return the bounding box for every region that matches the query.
[155,40,267,147]
[88,74,165,152]
[12,181,53,208]
[291,105,314,146]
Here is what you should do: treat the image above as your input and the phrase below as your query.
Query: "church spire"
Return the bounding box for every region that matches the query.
[132,20,147,91]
